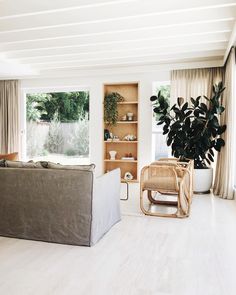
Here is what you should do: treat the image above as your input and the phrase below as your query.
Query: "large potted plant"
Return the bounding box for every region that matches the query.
[150,82,226,193]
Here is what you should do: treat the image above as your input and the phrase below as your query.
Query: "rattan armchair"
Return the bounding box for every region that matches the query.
[140,159,193,218]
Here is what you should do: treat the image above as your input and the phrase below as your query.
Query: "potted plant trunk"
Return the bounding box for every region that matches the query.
[150,82,227,194]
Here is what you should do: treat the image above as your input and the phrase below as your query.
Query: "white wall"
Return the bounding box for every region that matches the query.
[20,60,221,199]
[20,60,220,178]
[20,71,170,177]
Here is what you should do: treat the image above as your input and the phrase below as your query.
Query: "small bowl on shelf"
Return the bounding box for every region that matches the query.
[127,113,134,121]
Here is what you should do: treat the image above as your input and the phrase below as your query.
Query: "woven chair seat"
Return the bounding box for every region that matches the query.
[143,176,181,191]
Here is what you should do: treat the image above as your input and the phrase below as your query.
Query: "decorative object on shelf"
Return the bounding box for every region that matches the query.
[112,136,120,142]
[121,115,127,121]
[104,92,124,126]
[123,134,137,141]
[150,82,226,194]
[124,171,134,181]
[121,157,135,160]
[107,133,120,142]
[122,153,134,160]
[127,112,134,121]
[109,150,117,160]
[104,129,110,141]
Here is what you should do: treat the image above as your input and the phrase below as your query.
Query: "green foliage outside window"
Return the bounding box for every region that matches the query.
[153,85,170,121]
[26,91,89,122]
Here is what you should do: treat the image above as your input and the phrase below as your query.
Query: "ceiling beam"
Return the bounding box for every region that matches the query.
[1,0,235,19]
[30,58,221,80]
[0,0,136,18]
[6,32,229,59]
[223,20,236,64]
[0,2,235,33]
[0,20,232,52]
[32,49,225,70]
[32,51,224,71]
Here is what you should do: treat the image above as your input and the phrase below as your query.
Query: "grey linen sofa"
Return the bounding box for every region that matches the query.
[0,163,121,246]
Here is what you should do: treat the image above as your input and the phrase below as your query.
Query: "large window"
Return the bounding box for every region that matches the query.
[152,82,171,161]
[25,91,89,164]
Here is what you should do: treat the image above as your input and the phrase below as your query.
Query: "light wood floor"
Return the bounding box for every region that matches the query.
[1,194,236,295]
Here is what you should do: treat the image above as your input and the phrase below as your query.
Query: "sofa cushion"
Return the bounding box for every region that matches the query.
[5,160,43,168]
[0,152,18,161]
[39,161,50,168]
[0,159,5,167]
[47,162,95,172]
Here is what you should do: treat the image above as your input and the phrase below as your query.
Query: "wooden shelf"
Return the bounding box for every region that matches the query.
[104,159,137,163]
[117,121,138,124]
[104,83,139,183]
[117,101,138,105]
[104,141,138,143]
[105,121,138,124]
[121,178,139,183]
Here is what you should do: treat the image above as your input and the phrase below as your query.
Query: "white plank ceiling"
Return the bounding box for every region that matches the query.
[0,0,236,77]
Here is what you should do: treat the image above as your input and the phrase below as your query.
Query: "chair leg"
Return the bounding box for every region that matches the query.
[177,186,190,218]
[140,188,151,215]
[140,189,179,218]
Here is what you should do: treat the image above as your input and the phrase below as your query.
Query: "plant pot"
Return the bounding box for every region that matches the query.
[193,167,213,194]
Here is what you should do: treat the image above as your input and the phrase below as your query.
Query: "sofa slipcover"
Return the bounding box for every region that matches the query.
[0,167,121,246]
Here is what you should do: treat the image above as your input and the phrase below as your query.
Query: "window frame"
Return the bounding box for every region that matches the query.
[20,86,90,163]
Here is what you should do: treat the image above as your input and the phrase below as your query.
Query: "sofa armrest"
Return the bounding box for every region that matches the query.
[91,168,121,245]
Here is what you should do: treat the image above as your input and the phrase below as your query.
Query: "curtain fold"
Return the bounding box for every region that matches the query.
[170,58,236,200]
[171,67,224,104]
[213,48,236,199]
[0,80,20,154]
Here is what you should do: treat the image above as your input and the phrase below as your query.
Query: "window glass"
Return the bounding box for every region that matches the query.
[152,82,170,161]
[26,91,89,165]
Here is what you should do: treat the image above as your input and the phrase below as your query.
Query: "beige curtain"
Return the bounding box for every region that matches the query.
[0,80,20,154]
[171,67,224,103]
[213,48,236,199]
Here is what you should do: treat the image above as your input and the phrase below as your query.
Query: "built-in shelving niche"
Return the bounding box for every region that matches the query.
[103,83,139,183]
